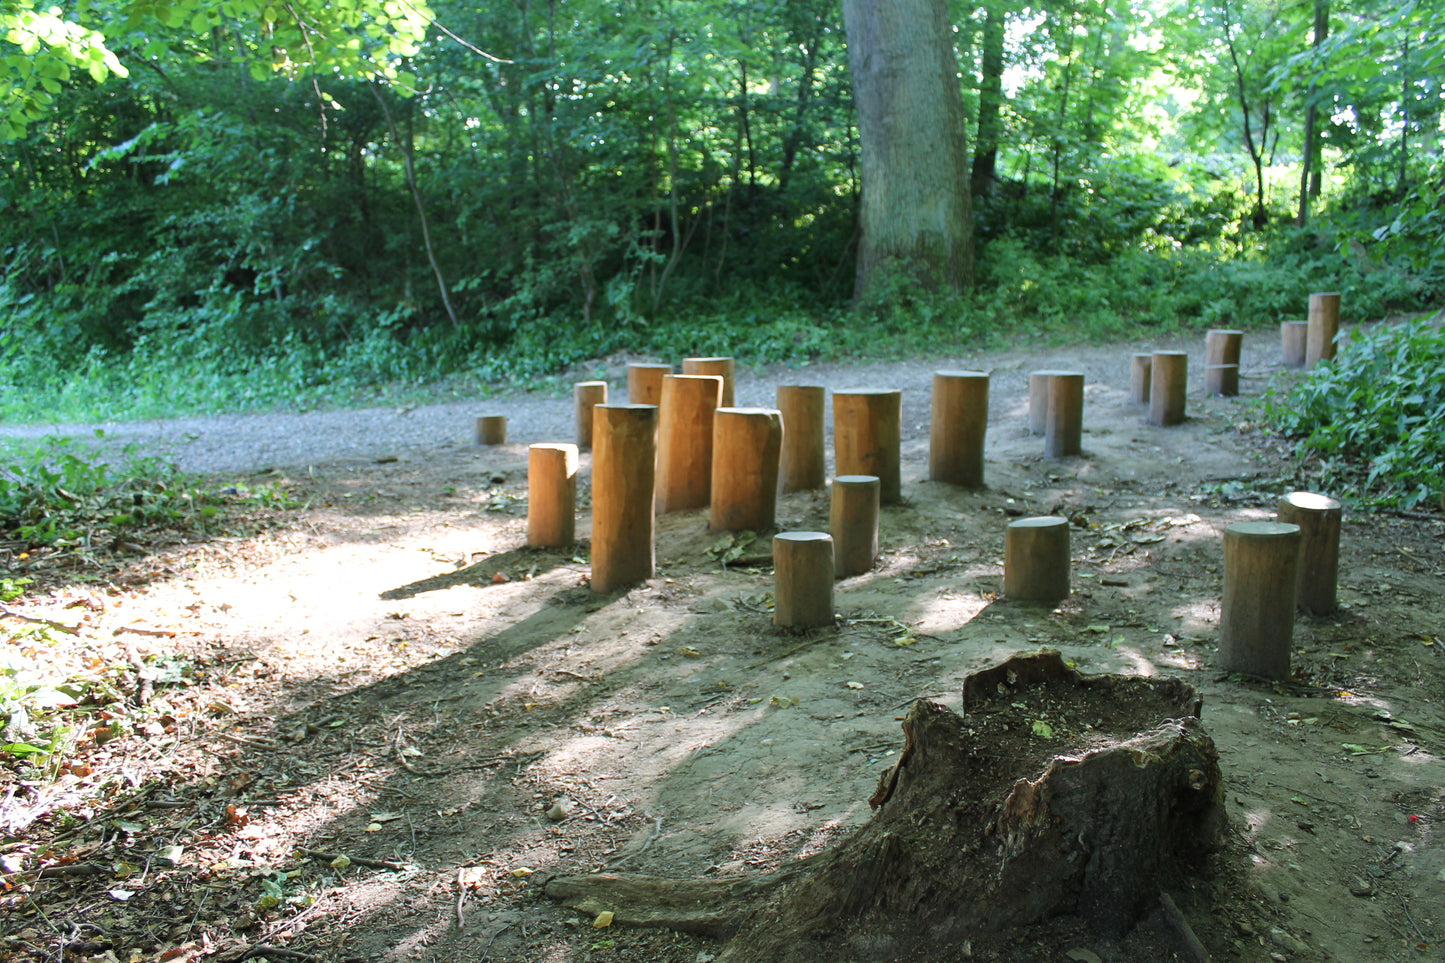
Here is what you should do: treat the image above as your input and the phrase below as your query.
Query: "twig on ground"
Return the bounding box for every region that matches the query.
[455,867,469,931]
[479,922,513,963]
[122,641,153,707]
[113,624,177,638]
[296,848,408,872]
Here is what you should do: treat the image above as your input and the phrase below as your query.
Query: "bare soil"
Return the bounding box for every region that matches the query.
[2,337,1443,963]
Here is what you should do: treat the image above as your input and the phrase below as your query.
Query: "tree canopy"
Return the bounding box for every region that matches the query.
[1,0,1441,417]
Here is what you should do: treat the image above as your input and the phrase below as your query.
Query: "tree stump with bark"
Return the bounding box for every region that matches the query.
[544,651,1225,961]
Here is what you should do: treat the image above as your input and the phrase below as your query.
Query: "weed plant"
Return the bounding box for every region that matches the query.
[1263,315,1445,510]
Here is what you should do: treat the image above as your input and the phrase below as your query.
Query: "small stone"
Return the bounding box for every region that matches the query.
[546,797,576,822]
[1349,877,1375,897]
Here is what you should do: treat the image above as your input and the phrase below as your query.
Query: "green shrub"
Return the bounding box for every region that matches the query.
[1262,315,1445,510]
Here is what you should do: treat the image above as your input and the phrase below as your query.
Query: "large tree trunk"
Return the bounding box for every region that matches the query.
[545,652,1226,962]
[842,0,974,298]
[971,0,1006,198]
[1296,0,1329,226]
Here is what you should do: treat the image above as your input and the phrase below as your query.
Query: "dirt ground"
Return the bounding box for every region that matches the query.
[2,337,1443,963]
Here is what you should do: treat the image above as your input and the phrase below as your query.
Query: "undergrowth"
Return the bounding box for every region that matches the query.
[1262,315,1445,511]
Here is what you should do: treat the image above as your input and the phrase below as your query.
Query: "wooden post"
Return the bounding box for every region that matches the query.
[591,405,657,593]
[777,385,827,493]
[527,443,577,547]
[475,415,507,445]
[655,374,723,513]
[627,363,673,405]
[710,408,783,531]
[1277,491,1342,616]
[1130,354,1152,406]
[575,381,608,451]
[682,357,736,408]
[1219,521,1301,679]
[1028,370,1062,435]
[834,389,902,505]
[830,475,880,577]
[1004,516,1070,603]
[773,532,835,629]
[1148,351,1188,426]
[1043,371,1085,459]
[1205,329,1244,366]
[929,370,989,488]
[1306,292,1341,368]
[1280,321,1308,368]
[1204,364,1240,397]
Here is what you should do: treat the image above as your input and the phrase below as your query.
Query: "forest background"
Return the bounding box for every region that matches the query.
[0,0,1441,433]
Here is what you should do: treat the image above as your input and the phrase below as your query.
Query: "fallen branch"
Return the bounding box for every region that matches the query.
[235,946,318,963]
[0,602,80,635]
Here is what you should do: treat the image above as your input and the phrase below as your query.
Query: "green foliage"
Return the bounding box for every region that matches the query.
[1262,316,1445,510]
[0,436,294,565]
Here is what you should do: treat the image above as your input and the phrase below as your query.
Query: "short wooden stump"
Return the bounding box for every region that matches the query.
[476,415,508,446]
[527,443,578,547]
[1280,321,1308,368]
[1130,354,1152,406]
[575,381,608,451]
[1004,516,1070,603]
[773,532,835,629]
[830,475,880,577]
[834,388,902,505]
[1027,369,1073,435]
[656,374,724,514]
[1149,351,1188,426]
[591,405,658,594]
[1043,371,1085,459]
[929,370,988,487]
[1307,292,1341,369]
[1204,364,1239,397]
[710,407,782,532]
[777,385,826,493]
[682,357,736,408]
[1219,521,1301,679]
[1277,491,1342,615]
[627,363,673,406]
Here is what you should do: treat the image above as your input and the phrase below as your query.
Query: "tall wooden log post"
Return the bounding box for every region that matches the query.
[527,443,578,548]
[1130,354,1152,405]
[627,363,673,406]
[475,415,507,445]
[929,370,988,488]
[1148,351,1188,426]
[710,408,783,532]
[1204,329,1243,397]
[574,381,608,451]
[1004,516,1070,603]
[1219,521,1301,679]
[682,357,736,408]
[591,405,657,594]
[1306,292,1341,368]
[1043,371,1084,459]
[655,374,723,513]
[777,385,827,493]
[773,532,835,629]
[831,475,880,577]
[834,389,903,505]
[1281,321,1308,368]
[1277,491,1342,615]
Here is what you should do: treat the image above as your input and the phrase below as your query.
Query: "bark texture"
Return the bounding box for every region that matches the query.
[545,652,1225,962]
[842,0,974,297]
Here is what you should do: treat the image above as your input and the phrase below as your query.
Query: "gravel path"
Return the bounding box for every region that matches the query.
[2,339,1208,475]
